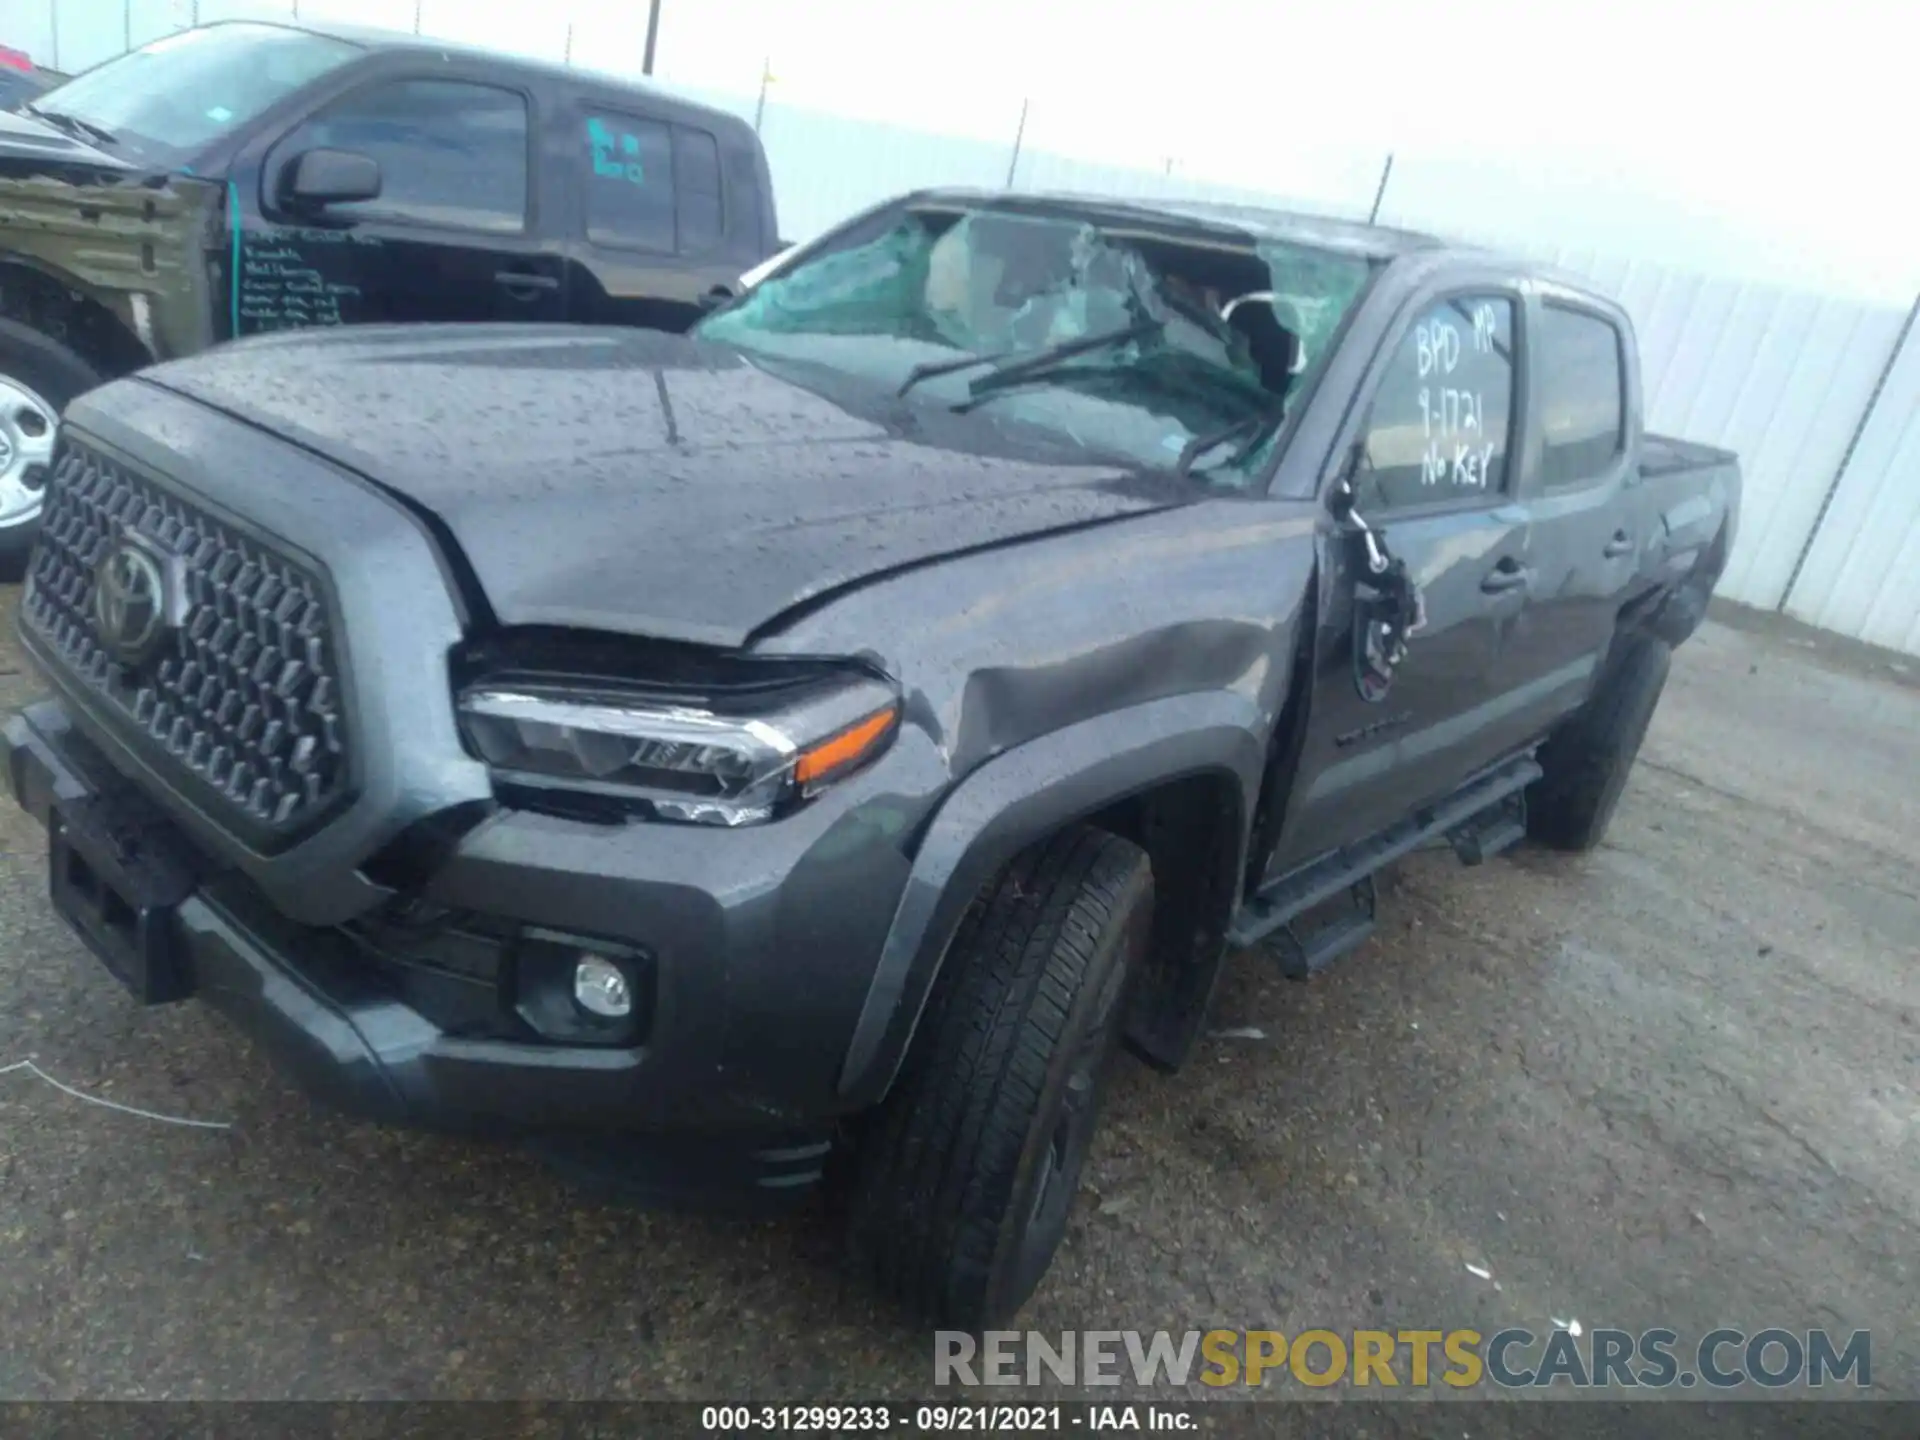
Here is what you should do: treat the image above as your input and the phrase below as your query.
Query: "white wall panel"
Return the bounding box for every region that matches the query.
[1784,309,1920,655]
[1377,157,1910,611]
[1626,283,1903,610]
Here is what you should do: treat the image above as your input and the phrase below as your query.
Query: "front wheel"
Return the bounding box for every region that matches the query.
[846,826,1153,1327]
[0,319,103,579]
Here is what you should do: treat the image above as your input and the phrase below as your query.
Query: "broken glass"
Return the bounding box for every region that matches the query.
[698,202,1375,486]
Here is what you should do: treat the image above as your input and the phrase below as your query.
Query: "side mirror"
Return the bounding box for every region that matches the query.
[1328,471,1358,525]
[1328,462,1388,575]
[279,147,381,210]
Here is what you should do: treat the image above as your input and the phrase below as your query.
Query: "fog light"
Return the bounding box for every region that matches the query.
[573,955,632,1018]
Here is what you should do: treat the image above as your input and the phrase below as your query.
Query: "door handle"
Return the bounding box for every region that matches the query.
[1603,529,1635,559]
[1480,559,1531,594]
[494,269,560,295]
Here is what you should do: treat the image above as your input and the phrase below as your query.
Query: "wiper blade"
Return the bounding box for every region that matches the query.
[26,104,117,146]
[1175,410,1284,477]
[897,348,1010,398]
[950,319,1161,415]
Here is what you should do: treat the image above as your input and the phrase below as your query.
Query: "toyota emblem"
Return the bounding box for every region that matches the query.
[92,540,170,665]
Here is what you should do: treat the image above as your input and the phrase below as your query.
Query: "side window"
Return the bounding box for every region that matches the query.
[1360,294,1515,510]
[673,126,724,252]
[275,80,528,233]
[583,112,675,251]
[1539,305,1625,488]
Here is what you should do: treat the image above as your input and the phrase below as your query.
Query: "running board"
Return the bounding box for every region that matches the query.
[1228,754,1542,950]
[1448,791,1529,866]
[1268,875,1378,979]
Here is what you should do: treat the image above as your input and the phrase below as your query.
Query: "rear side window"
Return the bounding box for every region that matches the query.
[275,79,528,233]
[673,126,723,252]
[1539,305,1626,488]
[583,110,726,254]
[1359,294,1517,510]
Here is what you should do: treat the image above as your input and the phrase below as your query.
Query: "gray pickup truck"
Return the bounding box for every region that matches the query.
[3,189,1738,1327]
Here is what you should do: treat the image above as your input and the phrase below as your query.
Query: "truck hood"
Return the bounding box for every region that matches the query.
[0,107,135,171]
[139,325,1196,647]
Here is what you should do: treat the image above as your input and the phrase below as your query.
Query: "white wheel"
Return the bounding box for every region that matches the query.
[0,370,59,532]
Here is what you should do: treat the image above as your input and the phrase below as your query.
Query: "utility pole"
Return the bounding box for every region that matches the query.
[1367,152,1395,224]
[752,57,773,133]
[642,0,662,74]
[1004,98,1029,188]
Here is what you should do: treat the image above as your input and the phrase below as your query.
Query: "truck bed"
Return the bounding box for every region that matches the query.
[1643,432,1738,478]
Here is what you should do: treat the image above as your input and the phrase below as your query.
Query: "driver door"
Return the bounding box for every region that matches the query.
[237,72,564,336]
[1260,286,1534,882]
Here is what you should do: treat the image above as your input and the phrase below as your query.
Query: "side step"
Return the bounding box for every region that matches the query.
[1228,753,1542,953]
[1269,875,1377,980]
[1448,791,1529,865]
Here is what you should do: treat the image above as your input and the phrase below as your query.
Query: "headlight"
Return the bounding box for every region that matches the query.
[456,668,899,827]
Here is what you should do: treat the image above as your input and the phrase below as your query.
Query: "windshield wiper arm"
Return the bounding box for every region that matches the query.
[25,104,118,147]
[949,319,1162,415]
[897,348,1012,398]
[1175,410,1285,477]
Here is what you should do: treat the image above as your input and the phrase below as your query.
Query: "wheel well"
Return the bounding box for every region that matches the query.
[1619,519,1730,649]
[1082,771,1244,1072]
[0,262,151,379]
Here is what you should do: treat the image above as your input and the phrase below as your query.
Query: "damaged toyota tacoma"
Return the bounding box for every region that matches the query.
[3,190,1739,1326]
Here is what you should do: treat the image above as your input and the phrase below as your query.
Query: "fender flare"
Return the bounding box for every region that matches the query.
[835,690,1267,1107]
[0,251,155,369]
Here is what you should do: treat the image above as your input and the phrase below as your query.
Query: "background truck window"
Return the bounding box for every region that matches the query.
[1360,294,1516,510]
[1539,304,1627,488]
[673,125,723,252]
[583,113,675,251]
[277,79,528,233]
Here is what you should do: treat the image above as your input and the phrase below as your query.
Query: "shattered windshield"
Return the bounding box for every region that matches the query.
[696,205,1375,485]
[33,24,361,165]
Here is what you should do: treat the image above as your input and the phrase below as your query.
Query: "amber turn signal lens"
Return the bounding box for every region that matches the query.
[794,705,898,788]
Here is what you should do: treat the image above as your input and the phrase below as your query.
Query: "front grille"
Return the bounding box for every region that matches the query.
[22,440,350,834]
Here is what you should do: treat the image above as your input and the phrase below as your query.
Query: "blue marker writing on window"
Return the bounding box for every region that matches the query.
[587,117,646,185]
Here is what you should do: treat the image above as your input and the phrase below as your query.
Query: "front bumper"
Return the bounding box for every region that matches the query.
[5,697,923,1209]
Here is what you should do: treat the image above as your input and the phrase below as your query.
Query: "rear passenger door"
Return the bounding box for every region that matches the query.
[248,73,565,333]
[1499,293,1641,737]
[1262,287,1532,879]
[563,97,748,332]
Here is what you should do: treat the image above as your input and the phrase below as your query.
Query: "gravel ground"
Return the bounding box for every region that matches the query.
[1,584,1914,1404]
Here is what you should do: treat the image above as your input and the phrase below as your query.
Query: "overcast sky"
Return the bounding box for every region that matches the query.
[25,0,1920,297]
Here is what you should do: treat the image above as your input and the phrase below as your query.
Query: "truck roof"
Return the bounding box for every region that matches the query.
[186,18,753,137]
[901,187,1447,261]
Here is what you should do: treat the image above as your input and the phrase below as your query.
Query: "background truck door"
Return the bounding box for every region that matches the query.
[562,96,754,332]
[239,73,564,335]
[1260,287,1534,883]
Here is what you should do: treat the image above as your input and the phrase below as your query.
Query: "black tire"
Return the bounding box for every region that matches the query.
[1528,631,1672,851]
[0,318,103,579]
[847,825,1153,1327]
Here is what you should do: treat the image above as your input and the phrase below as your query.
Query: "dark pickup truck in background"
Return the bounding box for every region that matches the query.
[0,19,780,568]
[2,190,1737,1327]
